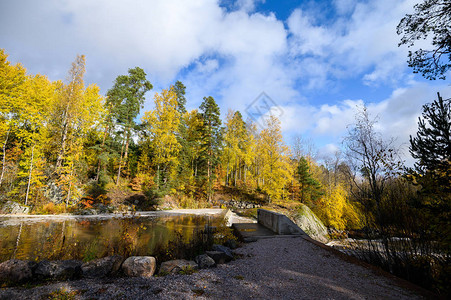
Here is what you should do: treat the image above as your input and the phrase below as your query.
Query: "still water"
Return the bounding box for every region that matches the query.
[0,212,225,262]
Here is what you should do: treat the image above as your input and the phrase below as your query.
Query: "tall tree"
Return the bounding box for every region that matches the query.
[199,96,221,200]
[106,67,152,184]
[257,115,293,202]
[397,0,451,80]
[296,156,323,205]
[141,87,181,190]
[0,49,27,187]
[54,55,86,171]
[410,92,451,190]
[344,106,401,212]
[173,81,187,114]
[408,92,451,248]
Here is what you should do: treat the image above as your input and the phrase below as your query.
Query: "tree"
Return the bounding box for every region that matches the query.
[0,49,27,187]
[397,0,451,80]
[409,92,451,191]
[54,55,86,171]
[222,110,248,186]
[408,92,450,246]
[199,96,221,200]
[296,156,323,205]
[141,87,181,190]
[106,67,152,184]
[173,81,187,114]
[344,106,401,211]
[257,115,293,202]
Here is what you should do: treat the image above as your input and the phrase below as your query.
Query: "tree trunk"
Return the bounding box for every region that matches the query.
[116,139,125,185]
[12,223,23,259]
[56,101,71,171]
[226,163,229,186]
[0,127,10,187]
[24,145,34,206]
[95,124,108,181]
[66,168,73,207]
[157,164,160,190]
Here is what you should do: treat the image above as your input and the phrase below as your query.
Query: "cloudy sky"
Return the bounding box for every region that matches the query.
[1,0,450,164]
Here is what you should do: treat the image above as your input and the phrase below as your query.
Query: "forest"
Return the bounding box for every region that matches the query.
[1,48,450,293]
[0,49,357,226]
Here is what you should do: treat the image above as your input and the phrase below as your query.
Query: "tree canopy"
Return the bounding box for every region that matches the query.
[397,0,451,80]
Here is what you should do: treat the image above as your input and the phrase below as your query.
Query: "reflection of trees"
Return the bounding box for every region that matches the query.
[12,222,22,259]
[0,214,223,261]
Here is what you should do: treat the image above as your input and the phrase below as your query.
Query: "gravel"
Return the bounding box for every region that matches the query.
[0,236,424,300]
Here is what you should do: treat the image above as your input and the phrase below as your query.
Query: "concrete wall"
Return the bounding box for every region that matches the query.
[257,209,305,235]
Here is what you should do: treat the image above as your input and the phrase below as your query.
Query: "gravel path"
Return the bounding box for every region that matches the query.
[0,236,424,300]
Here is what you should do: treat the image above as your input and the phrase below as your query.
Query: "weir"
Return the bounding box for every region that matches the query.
[232,209,305,241]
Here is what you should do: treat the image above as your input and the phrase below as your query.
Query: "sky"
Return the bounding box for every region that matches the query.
[1,0,450,165]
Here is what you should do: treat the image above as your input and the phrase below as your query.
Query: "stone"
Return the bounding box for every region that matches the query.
[195,254,216,269]
[212,244,234,261]
[205,251,229,264]
[1,201,29,214]
[122,256,156,278]
[224,239,238,249]
[34,260,82,280]
[44,182,64,204]
[81,255,123,278]
[158,259,197,275]
[292,204,329,243]
[0,259,35,284]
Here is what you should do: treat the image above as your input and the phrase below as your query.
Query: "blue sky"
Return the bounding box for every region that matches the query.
[1,0,450,164]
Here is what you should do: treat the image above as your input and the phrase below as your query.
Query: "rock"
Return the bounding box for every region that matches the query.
[1,201,29,214]
[122,256,156,278]
[212,244,234,261]
[292,204,329,243]
[205,251,229,264]
[0,259,35,284]
[44,182,64,204]
[195,254,216,269]
[243,237,258,243]
[34,260,82,280]
[224,239,238,249]
[158,259,197,275]
[81,255,123,278]
[93,203,111,214]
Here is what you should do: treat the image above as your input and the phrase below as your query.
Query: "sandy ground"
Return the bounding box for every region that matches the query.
[0,236,427,300]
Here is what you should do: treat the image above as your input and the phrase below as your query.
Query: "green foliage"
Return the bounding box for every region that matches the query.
[397,0,451,80]
[296,156,323,205]
[409,93,450,193]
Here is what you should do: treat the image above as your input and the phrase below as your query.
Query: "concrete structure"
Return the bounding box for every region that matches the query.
[232,209,305,241]
[257,209,305,235]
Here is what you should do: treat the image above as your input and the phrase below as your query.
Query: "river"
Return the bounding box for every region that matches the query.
[0,209,227,262]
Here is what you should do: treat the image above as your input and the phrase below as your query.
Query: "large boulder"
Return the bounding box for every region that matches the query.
[34,260,82,280]
[122,256,156,278]
[212,244,234,261]
[1,201,29,214]
[81,255,123,278]
[195,254,216,269]
[44,182,64,204]
[158,259,197,275]
[0,259,35,284]
[292,204,329,243]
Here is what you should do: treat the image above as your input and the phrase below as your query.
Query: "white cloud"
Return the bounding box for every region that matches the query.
[2,0,447,167]
[287,0,420,86]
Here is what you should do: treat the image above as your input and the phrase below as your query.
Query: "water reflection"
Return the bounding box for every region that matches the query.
[0,214,222,262]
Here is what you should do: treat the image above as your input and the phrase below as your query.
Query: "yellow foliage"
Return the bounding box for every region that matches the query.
[318,184,363,230]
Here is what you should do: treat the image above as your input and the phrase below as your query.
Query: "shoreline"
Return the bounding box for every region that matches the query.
[0,236,427,300]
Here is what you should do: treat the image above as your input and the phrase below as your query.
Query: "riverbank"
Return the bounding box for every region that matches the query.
[0,209,234,226]
[0,236,428,300]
